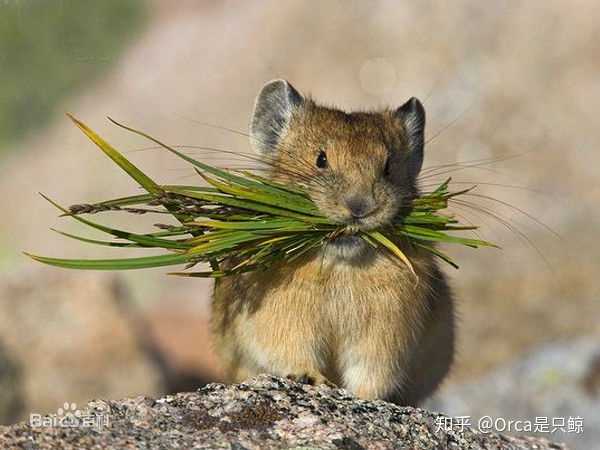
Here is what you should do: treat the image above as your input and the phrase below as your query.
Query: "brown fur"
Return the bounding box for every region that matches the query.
[211,85,455,405]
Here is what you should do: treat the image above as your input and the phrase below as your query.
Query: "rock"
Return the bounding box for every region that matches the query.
[0,375,569,449]
[0,340,24,424]
[0,268,163,423]
[426,337,599,450]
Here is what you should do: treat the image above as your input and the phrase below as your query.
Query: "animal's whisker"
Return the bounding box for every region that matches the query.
[461,192,560,239]
[449,198,554,273]
[419,152,537,181]
[420,152,530,174]
[419,180,547,195]
[179,115,322,170]
[419,165,505,180]
[126,142,328,187]
[444,204,489,241]
[425,102,475,146]
[177,115,252,139]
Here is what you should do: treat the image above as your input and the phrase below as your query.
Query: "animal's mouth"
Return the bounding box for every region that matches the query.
[329,234,363,247]
[338,213,389,232]
[327,226,365,248]
[324,228,371,259]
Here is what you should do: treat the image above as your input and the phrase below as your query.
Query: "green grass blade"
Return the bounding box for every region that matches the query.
[91,193,154,209]
[24,252,192,270]
[399,224,498,248]
[67,114,161,195]
[166,187,330,224]
[68,115,201,227]
[27,117,498,276]
[40,193,191,250]
[187,231,269,256]
[197,171,320,216]
[51,229,144,248]
[363,230,416,278]
[168,271,227,278]
[107,117,265,188]
[414,242,459,269]
[237,170,307,195]
[191,218,319,231]
[107,118,320,212]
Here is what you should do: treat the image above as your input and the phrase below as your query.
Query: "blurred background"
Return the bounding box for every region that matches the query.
[0,0,598,447]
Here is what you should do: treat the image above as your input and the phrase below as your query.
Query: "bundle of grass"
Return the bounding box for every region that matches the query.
[25,116,497,278]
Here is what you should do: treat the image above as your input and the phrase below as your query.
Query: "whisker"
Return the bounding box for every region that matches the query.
[125,143,327,187]
[421,152,531,174]
[419,180,548,196]
[450,197,554,274]
[420,152,535,180]
[425,102,475,146]
[419,165,504,180]
[461,192,561,239]
[445,203,492,242]
[177,115,251,139]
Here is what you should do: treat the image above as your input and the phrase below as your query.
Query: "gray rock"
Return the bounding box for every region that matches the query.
[0,340,24,424]
[426,338,599,450]
[0,375,568,449]
[0,268,163,422]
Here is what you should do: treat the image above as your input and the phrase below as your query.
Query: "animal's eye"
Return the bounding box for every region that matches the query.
[383,157,391,176]
[316,150,328,169]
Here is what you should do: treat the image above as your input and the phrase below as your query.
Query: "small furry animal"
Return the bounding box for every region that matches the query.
[211,79,455,405]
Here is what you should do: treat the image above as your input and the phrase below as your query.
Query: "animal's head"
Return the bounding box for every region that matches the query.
[249,79,425,257]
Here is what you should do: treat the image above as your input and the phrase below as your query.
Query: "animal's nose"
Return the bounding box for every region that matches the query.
[346,196,376,219]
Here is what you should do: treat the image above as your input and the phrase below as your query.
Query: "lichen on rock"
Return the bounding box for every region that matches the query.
[0,375,569,449]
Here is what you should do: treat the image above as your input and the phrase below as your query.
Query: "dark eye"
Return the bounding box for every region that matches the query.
[316,150,328,169]
[383,157,391,176]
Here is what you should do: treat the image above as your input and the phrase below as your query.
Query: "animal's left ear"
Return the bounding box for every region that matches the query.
[393,97,425,178]
[250,79,304,155]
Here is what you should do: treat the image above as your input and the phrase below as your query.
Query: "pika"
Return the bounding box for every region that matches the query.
[211,79,455,405]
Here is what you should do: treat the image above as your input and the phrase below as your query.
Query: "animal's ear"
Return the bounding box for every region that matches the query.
[250,79,304,155]
[393,97,425,178]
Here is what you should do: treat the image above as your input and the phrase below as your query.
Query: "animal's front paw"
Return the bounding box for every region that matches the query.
[286,372,336,388]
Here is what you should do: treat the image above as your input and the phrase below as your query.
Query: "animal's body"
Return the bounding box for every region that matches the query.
[211,80,455,405]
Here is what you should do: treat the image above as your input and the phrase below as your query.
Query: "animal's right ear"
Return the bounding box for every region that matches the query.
[393,97,426,179]
[250,79,303,155]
